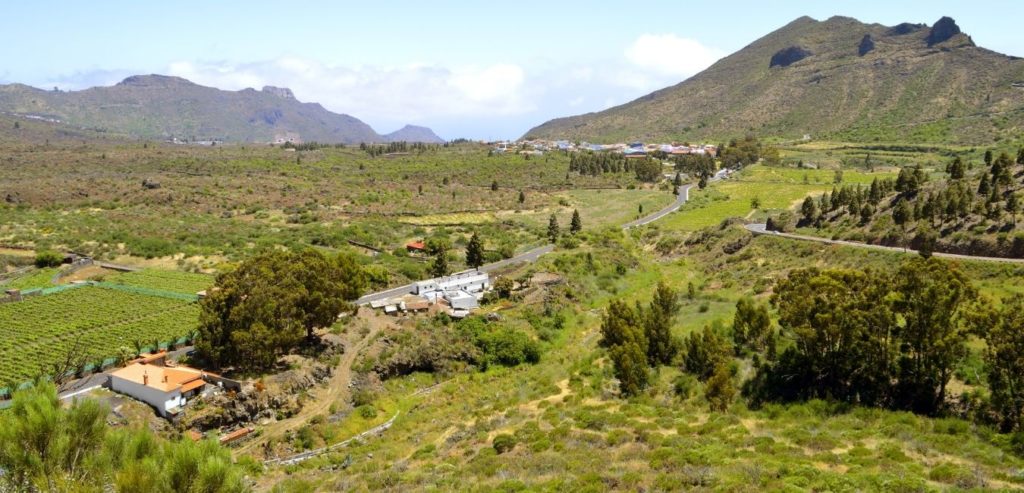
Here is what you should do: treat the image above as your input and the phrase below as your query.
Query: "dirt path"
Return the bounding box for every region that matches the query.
[236,308,389,456]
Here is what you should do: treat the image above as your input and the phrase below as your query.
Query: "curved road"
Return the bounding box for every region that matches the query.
[358,173,722,306]
[745,223,1024,264]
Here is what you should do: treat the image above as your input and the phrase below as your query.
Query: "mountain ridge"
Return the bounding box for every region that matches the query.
[524,16,1024,144]
[0,75,443,144]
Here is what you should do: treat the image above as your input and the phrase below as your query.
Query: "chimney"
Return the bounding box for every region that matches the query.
[143,372,149,386]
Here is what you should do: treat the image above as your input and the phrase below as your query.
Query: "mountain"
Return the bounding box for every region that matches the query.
[383,124,445,143]
[0,75,436,144]
[525,16,1024,144]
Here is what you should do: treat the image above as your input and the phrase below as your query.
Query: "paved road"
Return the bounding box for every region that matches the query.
[357,174,725,306]
[745,223,1024,264]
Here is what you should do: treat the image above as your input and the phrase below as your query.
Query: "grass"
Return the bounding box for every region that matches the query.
[658,164,897,231]
[2,267,58,290]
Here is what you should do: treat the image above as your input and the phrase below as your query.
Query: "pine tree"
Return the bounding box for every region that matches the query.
[465,233,484,269]
[518,190,525,204]
[801,196,819,224]
[1018,147,1024,165]
[491,180,498,192]
[985,149,994,166]
[610,342,650,397]
[570,209,583,234]
[547,214,560,243]
[645,282,680,365]
[978,174,991,196]
[1008,193,1020,226]
[430,245,449,277]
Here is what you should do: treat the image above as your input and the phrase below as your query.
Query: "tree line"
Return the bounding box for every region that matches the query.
[568,152,663,183]
[600,256,1024,438]
[359,141,439,157]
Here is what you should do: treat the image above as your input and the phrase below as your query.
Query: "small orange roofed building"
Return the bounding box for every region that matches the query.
[108,352,212,418]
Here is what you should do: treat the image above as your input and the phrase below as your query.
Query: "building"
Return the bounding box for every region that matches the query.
[413,271,490,299]
[406,240,426,253]
[108,355,210,418]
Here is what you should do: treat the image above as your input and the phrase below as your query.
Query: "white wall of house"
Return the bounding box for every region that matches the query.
[109,376,184,417]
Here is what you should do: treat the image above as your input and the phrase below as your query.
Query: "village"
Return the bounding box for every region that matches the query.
[490,138,719,158]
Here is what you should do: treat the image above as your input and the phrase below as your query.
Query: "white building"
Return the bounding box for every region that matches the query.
[109,360,207,418]
[413,271,490,299]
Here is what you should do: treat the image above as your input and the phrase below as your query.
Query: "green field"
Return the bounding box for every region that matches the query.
[105,269,214,294]
[658,165,896,231]
[0,286,199,386]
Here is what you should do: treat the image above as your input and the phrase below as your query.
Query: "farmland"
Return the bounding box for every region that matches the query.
[104,268,214,294]
[0,286,199,387]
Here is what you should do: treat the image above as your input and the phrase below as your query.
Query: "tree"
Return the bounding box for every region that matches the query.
[981,295,1024,432]
[570,209,583,234]
[760,267,898,405]
[465,233,484,269]
[684,325,730,381]
[946,156,965,179]
[610,341,650,397]
[430,244,450,278]
[893,199,912,250]
[673,172,683,188]
[978,173,991,196]
[645,282,679,365]
[34,250,63,268]
[751,196,761,210]
[1008,193,1020,226]
[547,214,560,243]
[704,362,735,412]
[197,249,365,370]
[985,149,993,166]
[915,225,938,259]
[518,190,525,204]
[800,196,819,224]
[13,121,19,129]
[600,300,650,396]
[0,383,247,493]
[491,180,498,191]
[1017,147,1024,165]
[732,297,771,353]
[891,258,976,414]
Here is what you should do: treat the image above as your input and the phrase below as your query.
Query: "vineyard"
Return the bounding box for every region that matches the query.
[0,286,200,386]
[104,269,213,294]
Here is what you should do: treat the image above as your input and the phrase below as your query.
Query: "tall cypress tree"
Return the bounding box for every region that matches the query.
[465,233,484,269]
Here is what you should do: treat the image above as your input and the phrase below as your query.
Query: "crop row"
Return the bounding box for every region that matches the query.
[104,269,213,294]
[0,287,200,385]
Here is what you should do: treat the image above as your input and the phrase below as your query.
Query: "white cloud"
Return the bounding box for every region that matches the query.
[624,34,725,78]
[164,58,535,132]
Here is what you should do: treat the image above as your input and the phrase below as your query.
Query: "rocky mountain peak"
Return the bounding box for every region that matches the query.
[262,86,296,100]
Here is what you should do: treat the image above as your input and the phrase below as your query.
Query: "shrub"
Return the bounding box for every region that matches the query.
[34,250,63,268]
[357,405,378,419]
[492,434,517,454]
[474,327,540,367]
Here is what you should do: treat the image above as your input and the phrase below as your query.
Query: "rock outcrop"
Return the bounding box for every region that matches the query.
[858,35,875,56]
[770,46,812,68]
[926,16,961,46]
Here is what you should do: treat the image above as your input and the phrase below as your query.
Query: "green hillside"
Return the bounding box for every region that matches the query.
[525,16,1024,145]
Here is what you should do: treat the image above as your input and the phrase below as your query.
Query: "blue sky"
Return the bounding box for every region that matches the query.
[2,1,1021,139]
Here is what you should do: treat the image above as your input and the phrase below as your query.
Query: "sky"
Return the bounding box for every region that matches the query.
[2,1,1022,140]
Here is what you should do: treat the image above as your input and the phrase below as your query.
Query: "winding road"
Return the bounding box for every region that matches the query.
[745,223,1024,264]
[357,175,715,306]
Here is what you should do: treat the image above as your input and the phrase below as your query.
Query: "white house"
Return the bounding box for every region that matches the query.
[109,361,207,418]
[413,271,489,299]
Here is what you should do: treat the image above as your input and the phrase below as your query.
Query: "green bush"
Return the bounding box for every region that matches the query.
[357,405,378,419]
[473,326,540,367]
[492,434,517,454]
[34,250,63,268]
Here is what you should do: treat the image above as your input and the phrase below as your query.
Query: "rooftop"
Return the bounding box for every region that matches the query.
[110,362,205,393]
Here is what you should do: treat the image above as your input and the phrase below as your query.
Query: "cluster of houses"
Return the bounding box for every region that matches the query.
[491,139,718,157]
[369,271,491,318]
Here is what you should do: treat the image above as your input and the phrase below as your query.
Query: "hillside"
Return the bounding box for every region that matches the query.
[383,124,445,143]
[0,75,437,144]
[525,16,1024,144]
